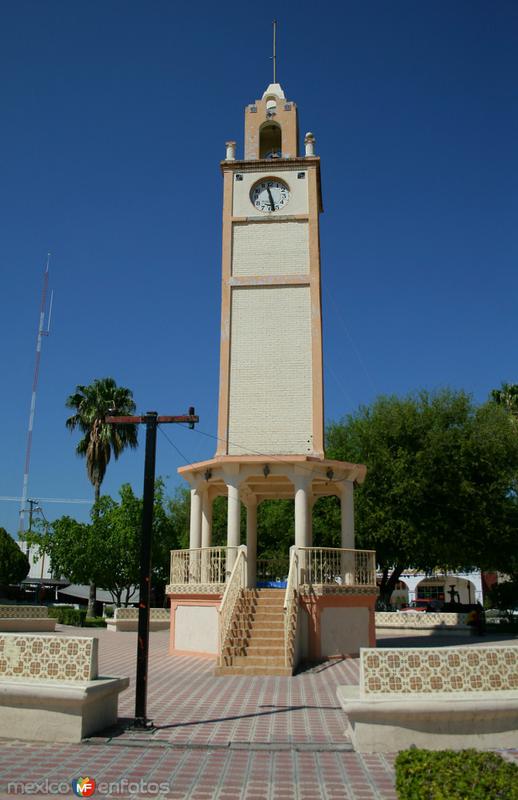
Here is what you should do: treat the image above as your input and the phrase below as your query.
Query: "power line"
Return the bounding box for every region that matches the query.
[157,424,192,466]
[162,422,355,487]
[323,285,378,395]
[0,496,92,505]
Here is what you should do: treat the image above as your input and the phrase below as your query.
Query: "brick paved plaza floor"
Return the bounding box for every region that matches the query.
[0,626,516,799]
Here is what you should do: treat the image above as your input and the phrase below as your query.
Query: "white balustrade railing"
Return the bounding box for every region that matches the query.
[283,547,299,668]
[218,546,247,665]
[170,546,238,586]
[299,547,377,588]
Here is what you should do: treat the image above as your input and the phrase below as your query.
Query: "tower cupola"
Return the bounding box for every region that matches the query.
[244,83,299,160]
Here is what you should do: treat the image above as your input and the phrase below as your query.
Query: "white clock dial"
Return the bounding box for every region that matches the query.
[251,179,290,212]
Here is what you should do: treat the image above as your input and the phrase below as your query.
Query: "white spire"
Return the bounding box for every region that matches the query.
[262,83,286,100]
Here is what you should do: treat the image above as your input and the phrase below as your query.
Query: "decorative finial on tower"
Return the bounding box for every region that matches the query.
[225,140,236,161]
[304,132,316,157]
[272,20,277,84]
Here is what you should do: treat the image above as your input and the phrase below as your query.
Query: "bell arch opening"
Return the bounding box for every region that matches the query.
[260,121,282,159]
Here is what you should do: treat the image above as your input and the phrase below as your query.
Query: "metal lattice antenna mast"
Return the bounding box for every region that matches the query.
[272,19,277,83]
[19,254,53,535]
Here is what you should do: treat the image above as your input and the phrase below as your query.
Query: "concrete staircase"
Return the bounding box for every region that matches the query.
[215,588,292,676]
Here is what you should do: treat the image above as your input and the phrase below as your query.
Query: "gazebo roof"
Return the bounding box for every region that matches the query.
[178,455,366,502]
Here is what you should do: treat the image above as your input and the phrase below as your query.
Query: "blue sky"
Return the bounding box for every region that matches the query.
[1,1,517,535]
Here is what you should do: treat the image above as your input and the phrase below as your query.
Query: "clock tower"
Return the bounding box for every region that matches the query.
[217,83,324,460]
[170,77,375,671]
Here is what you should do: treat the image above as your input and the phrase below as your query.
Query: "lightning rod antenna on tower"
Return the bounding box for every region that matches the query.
[19,254,53,535]
[272,19,277,84]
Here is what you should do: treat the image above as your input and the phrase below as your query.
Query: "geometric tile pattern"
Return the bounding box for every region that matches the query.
[0,742,400,800]
[300,585,378,596]
[361,646,518,695]
[0,606,49,619]
[0,628,516,798]
[375,612,468,628]
[115,608,169,621]
[166,584,224,595]
[0,634,97,681]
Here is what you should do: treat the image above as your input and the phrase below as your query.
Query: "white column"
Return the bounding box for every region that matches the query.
[340,481,355,586]
[308,496,316,548]
[340,480,355,549]
[201,490,212,549]
[189,488,202,550]
[226,476,242,573]
[200,489,213,582]
[246,496,258,589]
[293,473,311,583]
[293,475,311,548]
[189,486,203,583]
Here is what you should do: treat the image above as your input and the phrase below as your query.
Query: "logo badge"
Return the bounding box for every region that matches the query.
[71,777,96,797]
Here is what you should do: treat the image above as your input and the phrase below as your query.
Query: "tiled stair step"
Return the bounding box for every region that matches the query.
[236,611,284,620]
[246,636,284,647]
[232,655,286,667]
[232,616,284,626]
[246,597,285,606]
[224,638,249,649]
[248,610,285,620]
[252,626,284,635]
[241,595,284,604]
[246,646,284,657]
[230,629,283,641]
[229,630,283,642]
[244,589,284,596]
[223,639,249,655]
[231,615,285,626]
[248,621,284,631]
[236,605,284,617]
[247,633,284,647]
[214,665,292,676]
[223,639,284,656]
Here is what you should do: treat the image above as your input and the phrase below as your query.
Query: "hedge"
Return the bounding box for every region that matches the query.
[395,749,518,800]
[47,607,87,626]
[85,617,107,627]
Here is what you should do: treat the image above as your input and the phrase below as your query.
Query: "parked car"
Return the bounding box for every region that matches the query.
[399,599,443,612]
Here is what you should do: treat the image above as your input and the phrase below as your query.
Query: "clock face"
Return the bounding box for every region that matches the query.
[251,179,290,212]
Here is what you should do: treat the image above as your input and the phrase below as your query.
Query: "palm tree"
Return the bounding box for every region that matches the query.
[491,383,518,424]
[66,377,138,614]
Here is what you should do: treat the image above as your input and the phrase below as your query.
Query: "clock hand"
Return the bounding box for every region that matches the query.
[267,187,275,210]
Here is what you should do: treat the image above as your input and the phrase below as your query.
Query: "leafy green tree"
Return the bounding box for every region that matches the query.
[148,482,185,599]
[65,377,138,613]
[0,528,30,589]
[488,579,518,624]
[28,482,184,606]
[326,390,518,604]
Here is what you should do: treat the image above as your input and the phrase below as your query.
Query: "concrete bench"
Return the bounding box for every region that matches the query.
[0,606,56,632]
[337,645,518,752]
[106,607,169,632]
[0,633,129,742]
[375,611,470,635]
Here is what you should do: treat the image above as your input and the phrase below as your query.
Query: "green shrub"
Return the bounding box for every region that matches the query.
[395,749,518,800]
[85,616,107,627]
[47,606,73,622]
[48,606,86,626]
[104,606,115,618]
[486,619,518,633]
